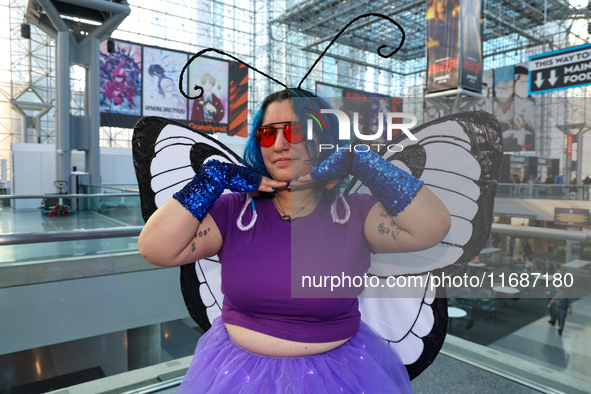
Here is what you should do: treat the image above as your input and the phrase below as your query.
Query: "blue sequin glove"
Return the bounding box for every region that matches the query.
[310,146,423,216]
[173,160,262,221]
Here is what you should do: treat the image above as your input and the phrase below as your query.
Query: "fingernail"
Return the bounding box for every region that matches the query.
[271,187,276,190]
[294,176,300,180]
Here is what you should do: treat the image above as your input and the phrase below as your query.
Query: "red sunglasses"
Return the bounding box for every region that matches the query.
[254,121,305,147]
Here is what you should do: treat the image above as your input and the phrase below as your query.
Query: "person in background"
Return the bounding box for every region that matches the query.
[583,175,591,200]
[548,287,572,336]
[521,238,533,261]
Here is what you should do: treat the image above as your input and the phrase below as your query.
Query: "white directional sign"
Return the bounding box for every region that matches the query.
[529,44,591,94]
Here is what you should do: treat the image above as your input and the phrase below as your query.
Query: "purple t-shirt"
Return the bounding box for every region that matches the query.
[209,192,378,343]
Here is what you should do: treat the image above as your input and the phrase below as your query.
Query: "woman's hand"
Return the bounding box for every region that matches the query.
[140,163,279,267]
[290,173,340,190]
[305,146,450,253]
[254,176,289,194]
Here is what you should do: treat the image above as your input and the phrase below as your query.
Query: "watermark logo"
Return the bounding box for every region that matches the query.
[307,109,417,153]
[304,107,328,137]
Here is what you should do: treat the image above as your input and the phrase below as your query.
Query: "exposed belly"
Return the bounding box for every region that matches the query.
[225,323,351,357]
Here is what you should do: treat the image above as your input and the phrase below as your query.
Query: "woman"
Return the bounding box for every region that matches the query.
[138,88,450,393]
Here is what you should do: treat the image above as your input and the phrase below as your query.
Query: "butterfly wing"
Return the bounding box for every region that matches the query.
[359,276,448,380]
[133,116,238,331]
[352,111,502,379]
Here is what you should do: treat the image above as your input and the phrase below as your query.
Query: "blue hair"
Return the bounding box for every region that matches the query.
[243,88,347,202]
[494,65,514,83]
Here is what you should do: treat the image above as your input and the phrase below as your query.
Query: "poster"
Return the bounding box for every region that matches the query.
[493,64,514,133]
[188,56,229,126]
[473,69,493,114]
[142,47,188,120]
[426,0,483,93]
[99,40,142,116]
[426,0,461,92]
[494,64,535,152]
[460,0,483,91]
[316,83,344,111]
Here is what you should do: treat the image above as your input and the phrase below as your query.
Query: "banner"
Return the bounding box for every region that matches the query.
[554,207,589,227]
[99,40,248,137]
[100,40,142,127]
[142,47,188,120]
[316,82,403,144]
[494,63,536,152]
[188,56,229,126]
[473,69,493,113]
[426,0,460,92]
[459,0,483,91]
[426,0,483,93]
[227,62,249,137]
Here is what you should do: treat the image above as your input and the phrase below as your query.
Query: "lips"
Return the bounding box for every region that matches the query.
[274,158,292,165]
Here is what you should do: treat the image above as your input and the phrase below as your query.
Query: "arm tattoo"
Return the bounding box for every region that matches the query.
[377,212,401,242]
[391,225,401,242]
[191,227,211,253]
[195,227,211,238]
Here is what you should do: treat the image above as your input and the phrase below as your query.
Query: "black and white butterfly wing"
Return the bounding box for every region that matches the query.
[359,276,447,380]
[133,116,235,331]
[352,111,502,379]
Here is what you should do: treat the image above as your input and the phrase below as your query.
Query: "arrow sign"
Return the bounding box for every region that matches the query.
[548,69,559,86]
[535,72,544,88]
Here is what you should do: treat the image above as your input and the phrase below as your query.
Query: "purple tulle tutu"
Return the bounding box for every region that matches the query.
[178,318,413,393]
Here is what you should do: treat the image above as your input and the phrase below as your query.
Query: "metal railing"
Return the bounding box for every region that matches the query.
[0,193,139,199]
[0,226,143,246]
[492,223,591,242]
[0,222,588,247]
[496,183,591,201]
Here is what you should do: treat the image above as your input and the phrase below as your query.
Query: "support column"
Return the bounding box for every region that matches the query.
[87,36,101,187]
[56,31,71,189]
[127,324,162,371]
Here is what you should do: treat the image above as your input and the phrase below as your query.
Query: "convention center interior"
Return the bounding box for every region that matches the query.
[1,0,591,393]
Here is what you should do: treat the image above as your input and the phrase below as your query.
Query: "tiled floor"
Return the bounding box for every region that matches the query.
[490,297,591,382]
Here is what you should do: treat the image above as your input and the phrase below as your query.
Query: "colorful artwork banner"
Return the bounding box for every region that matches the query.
[142,47,188,120]
[99,40,248,137]
[100,40,142,116]
[426,0,483,93]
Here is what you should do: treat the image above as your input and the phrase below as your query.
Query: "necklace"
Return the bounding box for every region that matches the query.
[273,194,315,221]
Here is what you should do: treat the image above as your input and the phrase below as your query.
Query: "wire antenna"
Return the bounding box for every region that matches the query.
[179,48,288,100]
[298,13,405,89]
